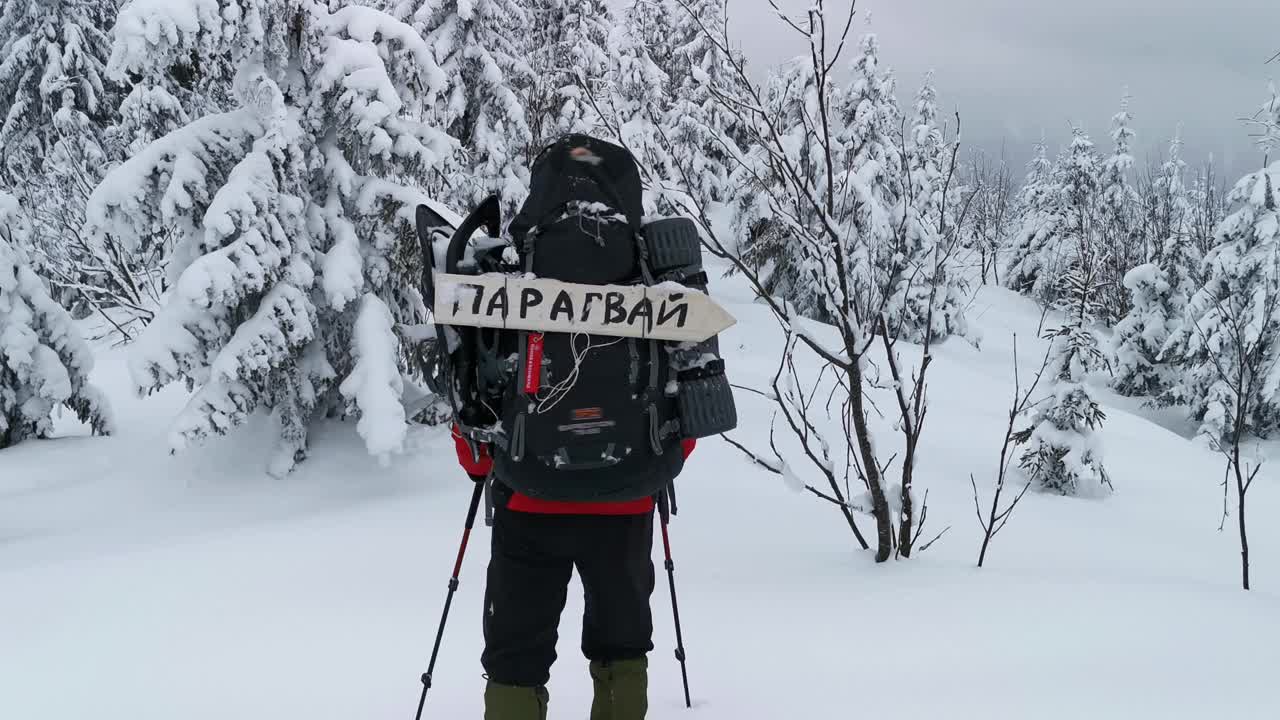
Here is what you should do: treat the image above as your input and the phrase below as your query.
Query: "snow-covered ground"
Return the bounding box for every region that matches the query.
[4,265,1279,719]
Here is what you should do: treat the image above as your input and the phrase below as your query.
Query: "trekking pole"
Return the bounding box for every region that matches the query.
[657,490,692,709]
[414,478,486,720]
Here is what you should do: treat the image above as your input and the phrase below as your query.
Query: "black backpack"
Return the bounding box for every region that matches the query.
[487,135,686,502]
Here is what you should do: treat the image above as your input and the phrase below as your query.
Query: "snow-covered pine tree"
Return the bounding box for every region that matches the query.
[0,191,112,448]
[1154,143,1202,309]
[1149,131,1193,264]
[1160,143,1280,443]
[0,0,148,319]
[1017,261,1111,495]
[1004,139,1066,303]
[112,80,193,159]
[827,32,906,325]
[605,0,674,210]
[1054,126,1105,297]
[1096,94,1142,323]
[906,73,945,221]
[87,0,456,474]
[665,0,741,207]
[1187,160,1226,259]
[1111,262,1175,396]
[402,0,534,219]
[1014,128,1111,493]
[1111,133,1201,397]
[883,71,968,343]
[523,0,612,151]
[628,0,677,72]
[731,58,827,317]
[0,0,116,182]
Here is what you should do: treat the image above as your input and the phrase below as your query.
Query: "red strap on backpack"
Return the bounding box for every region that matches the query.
[524,333,544,394]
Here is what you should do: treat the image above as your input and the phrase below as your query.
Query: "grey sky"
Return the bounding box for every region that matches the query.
[628,0,1280,180]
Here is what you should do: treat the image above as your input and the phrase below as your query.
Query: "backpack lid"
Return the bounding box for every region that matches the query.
[509,134,645,242]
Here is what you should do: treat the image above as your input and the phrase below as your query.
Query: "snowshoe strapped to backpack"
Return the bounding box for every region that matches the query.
[490,135,686,502]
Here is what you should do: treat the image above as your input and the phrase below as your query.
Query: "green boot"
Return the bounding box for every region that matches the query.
[484,681,549,720]
[589,658,648,720]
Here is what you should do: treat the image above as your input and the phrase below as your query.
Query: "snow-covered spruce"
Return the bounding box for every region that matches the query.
[400,0,533,219]
[1004,140,1063,303]
[605,0,675,210]
[882,71,969,344]
[87,0,456,473]
[1111,134,1200,398]
[1111,263,1175,398]
[1018,268,1111,496]
[523,0,612,151]
[828,32,906,325]
[1186,163,1226,260]
[0,0,117,183]
[0,194,112,448]
[1148,131,1195,275]
[732,57,829,319]
[1009,128,1102,310]
[1095,93,1141,323]
[0,0,143,316]
[1159,157,1280,444]
[733,33,916,330]
[665,0,743,207]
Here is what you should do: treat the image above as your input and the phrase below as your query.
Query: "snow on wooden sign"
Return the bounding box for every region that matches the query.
[433,273,735,343]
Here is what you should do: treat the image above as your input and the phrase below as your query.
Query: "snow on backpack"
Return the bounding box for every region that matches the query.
[429,134,736,502]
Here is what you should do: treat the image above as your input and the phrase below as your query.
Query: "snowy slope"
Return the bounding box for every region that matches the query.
[3,263,1279,720]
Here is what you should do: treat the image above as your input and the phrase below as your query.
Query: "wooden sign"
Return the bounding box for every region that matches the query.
[433,273,736,343]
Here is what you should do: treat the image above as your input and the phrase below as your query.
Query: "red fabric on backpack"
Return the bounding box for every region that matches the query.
[451,427,695,515]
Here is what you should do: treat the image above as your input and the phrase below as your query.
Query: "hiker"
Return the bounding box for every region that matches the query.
[445,135,736,719]
[455,430,695,719]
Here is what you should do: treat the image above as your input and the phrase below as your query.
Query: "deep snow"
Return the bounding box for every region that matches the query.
[3,263,1279,719]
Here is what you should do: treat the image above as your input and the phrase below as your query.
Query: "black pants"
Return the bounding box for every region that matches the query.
[481,492,656,687]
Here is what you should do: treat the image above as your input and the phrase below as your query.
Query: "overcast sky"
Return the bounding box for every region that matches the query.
[629,0,1280,179]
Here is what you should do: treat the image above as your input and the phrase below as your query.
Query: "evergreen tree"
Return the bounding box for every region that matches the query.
[666,0,740,206]
[628,0,678,72]
[1187,160,1226,260]
[1112,132,1201,396]
[607,0,674,209]
[0,0,116,182]
[1149,131,1192,264]
[1111,262,1175,396]
[829,32,906,325]
[1,191,113,448]
[1096,94,1141,323]
[523,0,612,151]
[0,0,145,318]
[87,0,457,474]
[406,0,534,219]
[1005,139,1065,303]
[884,71,968,343]
[734,58,826,317]
[1160,155,1280,443]
[1017,263,1111,495]
[1059,128,1104,261]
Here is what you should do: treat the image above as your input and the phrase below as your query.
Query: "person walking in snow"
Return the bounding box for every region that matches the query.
[445,135,732,719]
[455,431,695,720]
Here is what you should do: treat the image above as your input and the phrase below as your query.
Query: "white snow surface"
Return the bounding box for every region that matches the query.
[2,261,1279,719]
